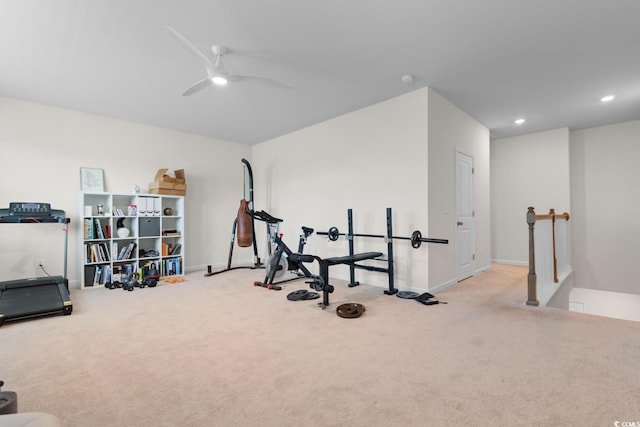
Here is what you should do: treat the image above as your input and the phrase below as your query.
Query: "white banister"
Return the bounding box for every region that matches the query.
[527,207,571,306]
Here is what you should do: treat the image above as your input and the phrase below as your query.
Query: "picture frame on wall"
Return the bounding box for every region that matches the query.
[80,167,105,192]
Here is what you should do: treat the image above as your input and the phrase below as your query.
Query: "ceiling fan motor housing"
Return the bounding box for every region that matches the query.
[212,45,227,56]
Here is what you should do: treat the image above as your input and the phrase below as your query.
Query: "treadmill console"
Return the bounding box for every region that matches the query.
[8,202,52,216]
[0,202,66,223]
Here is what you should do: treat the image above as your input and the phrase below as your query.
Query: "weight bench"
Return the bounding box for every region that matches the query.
[289,251,383,307]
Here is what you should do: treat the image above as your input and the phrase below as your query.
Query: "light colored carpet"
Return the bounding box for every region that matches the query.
[1,264,639,426]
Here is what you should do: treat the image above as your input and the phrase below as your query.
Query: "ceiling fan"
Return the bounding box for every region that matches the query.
[165,26,287,96]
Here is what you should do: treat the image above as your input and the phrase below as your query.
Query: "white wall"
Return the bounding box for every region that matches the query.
[0,96,251,285]
[251,87,490,292]
[490,128,571,264]
[427,89,491,288]
[251,88,430,291]
[491,120,640,298]
[570,120,640,295]
[569,287,640,323]
[0,89,491,294]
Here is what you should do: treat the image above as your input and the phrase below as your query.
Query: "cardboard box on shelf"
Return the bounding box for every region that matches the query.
[174,169,185,184]
[149,169,187,195]
[149,188,186,195]
[149,182,175,190]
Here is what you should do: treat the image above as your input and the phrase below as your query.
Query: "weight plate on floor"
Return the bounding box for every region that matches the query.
[336,303,365,318]
[287,289,309,301]
[301,291,319,300]
[396,291,421,299]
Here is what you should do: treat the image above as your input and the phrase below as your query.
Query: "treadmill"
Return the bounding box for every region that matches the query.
[0,202,72,326]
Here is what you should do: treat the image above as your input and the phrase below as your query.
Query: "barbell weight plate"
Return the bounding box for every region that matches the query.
[322,226,444,248]
[336,303,365,318]
[411,230,422,249]
[301,291,320,300]
[396,291,421,299]
[305,274,325,292]
[328,226,340,241]
[287,289,309,301]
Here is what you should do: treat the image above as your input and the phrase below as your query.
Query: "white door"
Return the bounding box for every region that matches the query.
[455,150,475,281]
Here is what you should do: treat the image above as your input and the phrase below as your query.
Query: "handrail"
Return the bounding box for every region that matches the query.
[526,207,538,306]
[526,207,570,306]
[534,211,570,221]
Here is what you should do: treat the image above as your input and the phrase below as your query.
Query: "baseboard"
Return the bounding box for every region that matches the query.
[491,259,528,266]
[428,278,457,293]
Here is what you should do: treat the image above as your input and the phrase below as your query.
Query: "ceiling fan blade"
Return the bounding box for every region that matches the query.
[165,26,216,69]
[181,77,213,96]
[229,74,291,89]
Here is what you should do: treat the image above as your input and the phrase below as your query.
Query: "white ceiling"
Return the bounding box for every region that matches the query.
[2,0,639,145]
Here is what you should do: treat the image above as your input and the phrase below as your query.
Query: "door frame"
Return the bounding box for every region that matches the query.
[455,148,475,281]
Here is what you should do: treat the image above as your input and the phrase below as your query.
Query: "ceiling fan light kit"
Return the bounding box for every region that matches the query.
[211,76,228,86]
[166,26,286,95]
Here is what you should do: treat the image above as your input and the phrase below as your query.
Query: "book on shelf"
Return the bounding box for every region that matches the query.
[122,263,135,275]
[122,242,137,260]
[93,265,103,286]
[162,229,181,236]
[101,242,111,261]
[83,218,92,239]
[90,265,111,286]
[85,242,111,263]
[97,266,104,285]
[117,245,127,260]
[94,218,105,239]
[162,257,182,276]
[96,244,105,262]
[105,265,112,284]
[87,244,98,262]
[170,243,181,255]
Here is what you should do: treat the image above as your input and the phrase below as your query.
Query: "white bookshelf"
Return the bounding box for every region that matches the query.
[77,192,184,288]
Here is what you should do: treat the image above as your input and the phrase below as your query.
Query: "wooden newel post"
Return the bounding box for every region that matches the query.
[549,208,558,283]
[526,206,539,306]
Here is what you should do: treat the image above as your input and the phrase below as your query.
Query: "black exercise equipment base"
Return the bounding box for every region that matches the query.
[0,276,72,326]
[289,251,383,307]
[205,264,263,277]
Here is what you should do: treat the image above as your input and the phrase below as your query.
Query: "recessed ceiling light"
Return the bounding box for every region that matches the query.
[514,118,525,125]
[401,74,414,84]
[601,95,615,102]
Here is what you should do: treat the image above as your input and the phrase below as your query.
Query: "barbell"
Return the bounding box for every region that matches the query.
[317,227,448,249]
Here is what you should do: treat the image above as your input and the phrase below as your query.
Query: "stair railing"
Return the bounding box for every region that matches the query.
[526,207,570,306]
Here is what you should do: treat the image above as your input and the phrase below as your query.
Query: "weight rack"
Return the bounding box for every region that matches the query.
[318,207,448,296]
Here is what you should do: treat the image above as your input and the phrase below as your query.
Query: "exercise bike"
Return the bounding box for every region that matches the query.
[253,225,315,290]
